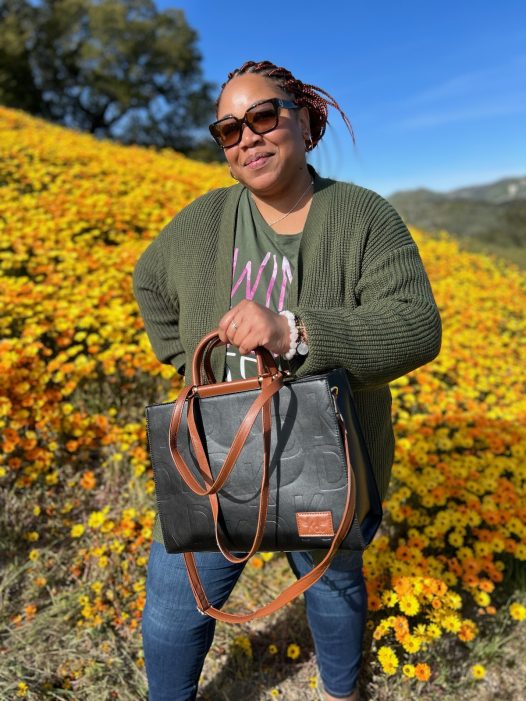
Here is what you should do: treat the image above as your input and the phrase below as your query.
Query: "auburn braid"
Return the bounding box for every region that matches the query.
[219,60,355,152]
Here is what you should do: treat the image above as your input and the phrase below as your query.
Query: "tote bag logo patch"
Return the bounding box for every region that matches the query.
[296,511,335,537]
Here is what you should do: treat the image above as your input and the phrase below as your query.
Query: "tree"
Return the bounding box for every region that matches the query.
[0,0,42,114]
[0,0,222,158]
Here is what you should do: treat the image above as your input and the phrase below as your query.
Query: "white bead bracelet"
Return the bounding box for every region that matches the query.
[279,310,299,360]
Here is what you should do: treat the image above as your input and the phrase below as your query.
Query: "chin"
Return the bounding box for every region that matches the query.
[242,169,282,194]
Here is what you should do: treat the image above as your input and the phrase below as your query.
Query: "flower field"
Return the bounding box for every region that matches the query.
[1,105,525,700]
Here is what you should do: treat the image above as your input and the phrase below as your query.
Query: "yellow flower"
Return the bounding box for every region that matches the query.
[472,664,486,679]
[509,603,526,621]
[70,524,85,538]
[267,644,278,655]
[441,614,461,634]
[377,645,399,675]
[110,539,125,554]
[474,591,491,608]
[381,590,398,607]
[399,594,420,616]
[45,470,59,485]
[101,519,115,533]
[402,635,422,654]
[426,624,441,639]
[88,511,106,529]
[16,681,28,697]
[403,664,416,678]
[286,643,300,660]
[28,549,39,561]
[233,635,252,658]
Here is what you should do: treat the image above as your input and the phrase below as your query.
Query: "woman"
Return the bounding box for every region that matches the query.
[133,60,442,701]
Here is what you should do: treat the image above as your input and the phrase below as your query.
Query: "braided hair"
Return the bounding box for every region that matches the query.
[218,60,355,152]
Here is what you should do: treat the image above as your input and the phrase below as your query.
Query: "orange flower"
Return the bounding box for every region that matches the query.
[24,604,37,620]
[458,620,478,642]
[414,663,431,681]
[80,470,97,490]
[368,593,382,611]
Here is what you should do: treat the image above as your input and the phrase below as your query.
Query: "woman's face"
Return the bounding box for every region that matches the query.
[217,74,311,198]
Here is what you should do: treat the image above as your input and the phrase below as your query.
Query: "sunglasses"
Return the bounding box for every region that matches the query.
[209,98,299,149]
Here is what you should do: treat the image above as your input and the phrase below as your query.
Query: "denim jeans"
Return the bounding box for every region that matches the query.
[142,541,367,700]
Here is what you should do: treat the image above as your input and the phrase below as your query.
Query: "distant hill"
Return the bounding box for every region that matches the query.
[449,176,526,203]
[388,176,526,250]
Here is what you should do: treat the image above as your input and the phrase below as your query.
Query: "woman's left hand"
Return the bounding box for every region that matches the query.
[217,300,290,356]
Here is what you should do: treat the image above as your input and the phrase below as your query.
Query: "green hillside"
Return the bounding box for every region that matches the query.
[388,176,526,266]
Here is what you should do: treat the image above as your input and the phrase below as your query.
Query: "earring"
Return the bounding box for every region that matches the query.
[304,135,314,152]
[229,168,238,181]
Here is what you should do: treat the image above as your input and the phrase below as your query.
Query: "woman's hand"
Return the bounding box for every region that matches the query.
[217,300,290,356]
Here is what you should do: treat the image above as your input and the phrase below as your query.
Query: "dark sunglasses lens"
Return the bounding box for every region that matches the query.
[246,103,279,134]
[212,119,241,147]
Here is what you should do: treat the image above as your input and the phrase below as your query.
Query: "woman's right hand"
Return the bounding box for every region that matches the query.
[217,300,290,357]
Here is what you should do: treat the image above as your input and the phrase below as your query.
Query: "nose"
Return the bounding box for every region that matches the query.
[238,121,263,147]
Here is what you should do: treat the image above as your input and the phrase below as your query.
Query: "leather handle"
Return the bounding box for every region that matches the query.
[168,371,282,496]
[167,329,284,562]
[182,414,357,623]
[191,329,279,386]
[195,392,272,565]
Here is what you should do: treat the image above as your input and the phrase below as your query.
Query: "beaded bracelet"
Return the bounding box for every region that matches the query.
[279,310,299,360]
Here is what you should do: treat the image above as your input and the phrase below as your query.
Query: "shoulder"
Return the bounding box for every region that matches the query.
[333,179,401,221]
[313,171,400,223]
[319,176,415,264]
[149,183,242,252]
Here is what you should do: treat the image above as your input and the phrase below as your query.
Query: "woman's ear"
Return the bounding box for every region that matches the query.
[298,105,311,135]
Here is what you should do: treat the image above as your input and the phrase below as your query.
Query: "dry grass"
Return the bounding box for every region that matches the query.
[1,527,525,700]
[193,556,526,701]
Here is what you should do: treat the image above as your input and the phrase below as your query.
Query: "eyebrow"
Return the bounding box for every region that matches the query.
[217,98,277,121]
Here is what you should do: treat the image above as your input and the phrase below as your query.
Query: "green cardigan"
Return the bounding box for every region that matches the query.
[133,170,441,503]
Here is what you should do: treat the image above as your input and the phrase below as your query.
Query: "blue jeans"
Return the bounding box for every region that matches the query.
[142,541,367,700]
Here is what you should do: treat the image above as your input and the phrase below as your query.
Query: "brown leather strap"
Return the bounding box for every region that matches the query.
[191,330,279,384]
[167,330,281,562]
[200,391,272,564]
[168,375,282,496]
[182,414,356,623]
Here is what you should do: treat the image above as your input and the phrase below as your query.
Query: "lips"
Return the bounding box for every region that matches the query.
[244,152,273,167]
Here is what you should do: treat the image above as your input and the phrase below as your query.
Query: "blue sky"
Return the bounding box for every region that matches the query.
[156,1,525,197]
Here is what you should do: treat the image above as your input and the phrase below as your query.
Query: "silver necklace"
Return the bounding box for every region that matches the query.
[254,180,314,227]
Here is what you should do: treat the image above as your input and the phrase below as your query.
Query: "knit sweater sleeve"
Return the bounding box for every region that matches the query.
[290,190,442,389]
[132,230,185,374]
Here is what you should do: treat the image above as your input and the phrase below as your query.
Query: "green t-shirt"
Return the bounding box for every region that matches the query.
[224,190,303,381]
